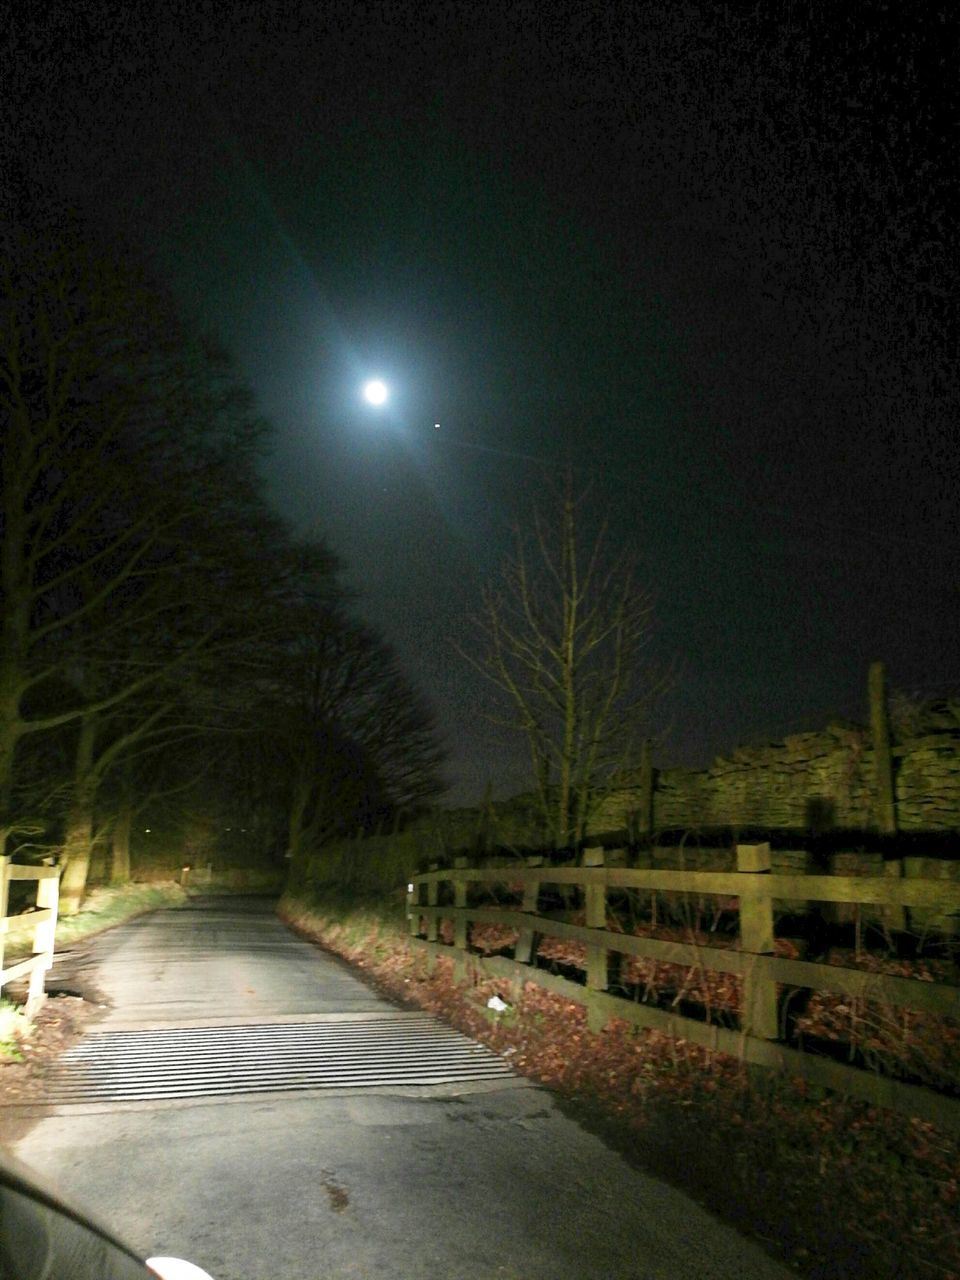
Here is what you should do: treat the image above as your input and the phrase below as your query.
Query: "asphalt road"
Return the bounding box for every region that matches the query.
[8,896,795,1280]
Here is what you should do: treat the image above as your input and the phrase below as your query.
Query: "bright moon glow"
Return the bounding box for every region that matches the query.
[362,378,389,406]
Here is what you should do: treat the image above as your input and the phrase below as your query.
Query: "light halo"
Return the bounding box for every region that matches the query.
[362,378,389,406]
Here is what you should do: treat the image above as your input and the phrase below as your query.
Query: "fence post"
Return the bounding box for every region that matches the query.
[637,739,654,836]
[407,874,420,937]
[514,856,543,964]
[0,856,9,983]
[583,847,607,992]
[737,843,778,1039]
[26,863,59,1017]
[453,857,469,951]
[452,857,469,982]
[883,858,907,934]
[426,862,439,942]
[32,861,59,957]
[869,660,897,834]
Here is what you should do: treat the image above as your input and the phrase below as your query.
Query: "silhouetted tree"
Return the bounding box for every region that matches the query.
[255,605,445,863]
[2,218,442,907]
[458,470,667,850]
[0,221,340,906]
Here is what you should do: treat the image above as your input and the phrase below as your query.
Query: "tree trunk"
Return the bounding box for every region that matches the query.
[111,792,133,884]
[59,715,99,915]
[60,796,96,915]
[286,772,312,865]
[0,512,29,856]
[558,480,580,851]
[0,730,17,858]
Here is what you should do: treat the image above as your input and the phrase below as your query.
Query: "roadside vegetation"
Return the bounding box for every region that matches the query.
[280,888,958,1280]
[4,881,189,968]
[39,882,189,952]
[0,1002,32,1063]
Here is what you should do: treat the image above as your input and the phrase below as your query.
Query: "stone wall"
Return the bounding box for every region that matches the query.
[308,699,959,941]
[314,706,960,934]
[424,704,960,848]
[592,718,960,837]
[596,723,876,834]
[894,735,960,830]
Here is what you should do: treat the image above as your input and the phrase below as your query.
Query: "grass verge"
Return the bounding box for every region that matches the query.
[280,890,959,1280]
[49,881,190,950]
[0,1001,32,1062]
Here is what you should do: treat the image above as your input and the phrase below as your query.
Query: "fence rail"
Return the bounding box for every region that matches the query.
[0,857,61,1017]
[406,843,960,1133]
[416,863,955,908]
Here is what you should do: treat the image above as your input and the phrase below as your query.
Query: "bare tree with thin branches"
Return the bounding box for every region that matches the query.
[457,470,668,851]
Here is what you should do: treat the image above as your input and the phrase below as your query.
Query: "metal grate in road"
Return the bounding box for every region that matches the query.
[42,1015,514,1103]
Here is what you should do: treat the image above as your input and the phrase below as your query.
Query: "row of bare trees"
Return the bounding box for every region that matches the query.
[0,218,444,910]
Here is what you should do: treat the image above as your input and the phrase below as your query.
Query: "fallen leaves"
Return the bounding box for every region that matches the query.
[794,947,960,1091]
[0,996,99,1140]
[282,899,960,1280]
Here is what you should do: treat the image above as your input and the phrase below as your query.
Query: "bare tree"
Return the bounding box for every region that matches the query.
[1,221,441,906]
[458,470,667,850]
[0,223,326,908]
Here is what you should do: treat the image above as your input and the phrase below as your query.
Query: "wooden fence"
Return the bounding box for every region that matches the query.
[407,843,960,1133]
[0,857,60,1017]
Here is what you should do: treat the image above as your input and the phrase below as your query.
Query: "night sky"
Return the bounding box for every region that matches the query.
[8,3,959,803]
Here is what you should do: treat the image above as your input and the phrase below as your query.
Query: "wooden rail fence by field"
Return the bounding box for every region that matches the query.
[406,843,960,1133]
[0,857,60,1017]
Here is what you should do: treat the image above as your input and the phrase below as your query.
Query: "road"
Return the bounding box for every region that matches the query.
[6,896,794,1280]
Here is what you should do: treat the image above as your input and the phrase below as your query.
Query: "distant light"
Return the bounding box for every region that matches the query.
[434,422,440,429]
[144,828,151,834]
[363,378,389,406]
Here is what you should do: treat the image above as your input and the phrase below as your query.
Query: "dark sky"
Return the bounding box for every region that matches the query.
[8,3,959,803]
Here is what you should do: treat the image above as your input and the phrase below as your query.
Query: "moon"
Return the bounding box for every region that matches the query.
[362,378,389,406]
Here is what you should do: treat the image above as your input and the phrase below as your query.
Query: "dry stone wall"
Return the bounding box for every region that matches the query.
[592,723,960,836]
[414,720,960,854]
[894,735,960,830]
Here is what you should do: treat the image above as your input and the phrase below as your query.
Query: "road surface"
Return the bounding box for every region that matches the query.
[5,896,794,1280]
